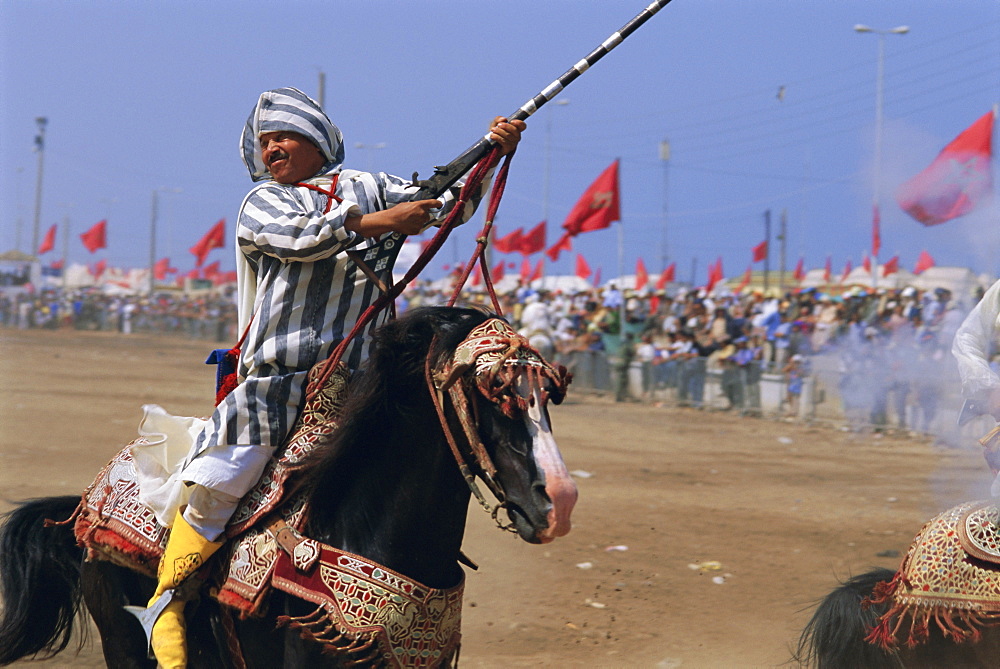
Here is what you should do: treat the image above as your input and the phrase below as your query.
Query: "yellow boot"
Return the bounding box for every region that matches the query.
[148,508,224,669]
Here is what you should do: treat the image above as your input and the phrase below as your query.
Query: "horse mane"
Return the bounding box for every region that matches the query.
[298,306,494,508]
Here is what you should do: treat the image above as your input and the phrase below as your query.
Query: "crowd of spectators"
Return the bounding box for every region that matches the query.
[0,289,237,341]
[1,278,982,432]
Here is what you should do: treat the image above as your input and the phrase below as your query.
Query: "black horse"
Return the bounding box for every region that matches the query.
[0,306,577,667]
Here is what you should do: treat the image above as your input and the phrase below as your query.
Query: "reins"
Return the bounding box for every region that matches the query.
[305,145,511,401]
[298,146,523,530]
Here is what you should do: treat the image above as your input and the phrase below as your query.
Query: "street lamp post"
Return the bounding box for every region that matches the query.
[659,138,671,273]
[854,24,908,291]
[31,117,47,257]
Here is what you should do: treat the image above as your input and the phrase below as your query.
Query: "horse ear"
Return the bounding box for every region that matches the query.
[436,346,475,392]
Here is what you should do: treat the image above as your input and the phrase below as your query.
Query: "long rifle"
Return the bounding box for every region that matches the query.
[411,0,674,200]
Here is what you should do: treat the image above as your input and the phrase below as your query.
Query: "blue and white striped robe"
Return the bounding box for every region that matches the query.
[178,86,492,500]
[179,167,489,499]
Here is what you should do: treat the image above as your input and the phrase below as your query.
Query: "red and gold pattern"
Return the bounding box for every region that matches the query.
[865,501,1000,649]
[273,544,463,668]
[444,317,569,418]
[75,361,351,604]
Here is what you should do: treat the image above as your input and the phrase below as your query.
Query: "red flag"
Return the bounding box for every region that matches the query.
[38,224,57,255]
[50,259,64,270]
[793,258,805,282]
[706,257,723,292]
[91,259,107,280]
[493,227,524,253]
[897,109,995,225]
[519,258,532,282]
[213,271,238,286]
[882,255,899,277]
[914,250,935,274]
[202,260,221,279]
[752,240,768,263]
[575,253,592,280]
[862,253,872,274]
[518,221,547,255]
[823,256,832,282]
[656,263,675,290]
[491,260,505,283]
[840,260,853,283]
[737,264,752,291]
[530,259,544,282]
[80,220,107,254]
[634,258,649,291]
[545,231,573,261]
[562,160,621,235]
[182,268,202,281]
[154,257,176,281]
[871,204,881,257]
[471,263,483,287]
[190,219,225,267]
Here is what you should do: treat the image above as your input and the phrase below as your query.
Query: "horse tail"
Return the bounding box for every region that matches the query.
[0,496,85,665]
[793,567,903,669]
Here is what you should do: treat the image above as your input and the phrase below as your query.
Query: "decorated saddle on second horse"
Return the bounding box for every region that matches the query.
[865,500,1000,649]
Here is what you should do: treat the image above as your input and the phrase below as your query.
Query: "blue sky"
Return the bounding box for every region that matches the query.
[2,0,999,283]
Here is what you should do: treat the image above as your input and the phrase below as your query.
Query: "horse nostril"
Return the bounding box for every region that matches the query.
[531,481,551,511]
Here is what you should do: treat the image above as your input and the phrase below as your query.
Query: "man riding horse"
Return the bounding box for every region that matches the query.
[130,87,524,668]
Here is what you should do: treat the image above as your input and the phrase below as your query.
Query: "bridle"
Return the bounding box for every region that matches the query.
[424,317,570,531]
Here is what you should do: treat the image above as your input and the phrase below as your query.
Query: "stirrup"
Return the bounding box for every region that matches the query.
[124,589,177,656]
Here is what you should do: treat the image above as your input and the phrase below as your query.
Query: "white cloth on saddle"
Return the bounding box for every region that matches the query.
[130,404,272,529]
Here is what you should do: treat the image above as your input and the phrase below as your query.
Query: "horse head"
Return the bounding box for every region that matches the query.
[428,309,578,544]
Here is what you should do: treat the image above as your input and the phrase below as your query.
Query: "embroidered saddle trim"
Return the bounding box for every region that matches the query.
[272,542,463,669]
[864,500,1000,650]
[959,502,1000,565]
[75,359,351,611]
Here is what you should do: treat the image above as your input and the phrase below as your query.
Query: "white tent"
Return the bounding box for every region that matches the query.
[908,266,988,300]
[531,275,593,293]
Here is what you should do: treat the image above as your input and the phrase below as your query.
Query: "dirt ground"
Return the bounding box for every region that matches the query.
[1,328,994,668]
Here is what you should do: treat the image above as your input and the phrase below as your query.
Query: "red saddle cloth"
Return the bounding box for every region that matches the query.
[73,360,351,616]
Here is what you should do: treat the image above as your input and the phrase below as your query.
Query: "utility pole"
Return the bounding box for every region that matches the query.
[149,188,181,294]
[763,209,771,294]
[61,215,70,291]
[317,71,326,109]
[149,190,159,294]
[659,138,670,271]
[31,117,47,257]
[778,209,787,295]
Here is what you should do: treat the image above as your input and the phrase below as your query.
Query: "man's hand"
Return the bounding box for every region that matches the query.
[489,117,526,156]
[345,199,441,238]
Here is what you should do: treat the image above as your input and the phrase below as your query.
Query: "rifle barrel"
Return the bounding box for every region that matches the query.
[412,0,673,201]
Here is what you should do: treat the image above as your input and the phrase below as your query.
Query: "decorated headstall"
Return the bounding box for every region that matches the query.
[425,317,570,526]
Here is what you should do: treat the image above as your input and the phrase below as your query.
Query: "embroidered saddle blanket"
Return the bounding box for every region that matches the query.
[270,529,463,668]
[864,500,1000,649]
[74,360,352,615]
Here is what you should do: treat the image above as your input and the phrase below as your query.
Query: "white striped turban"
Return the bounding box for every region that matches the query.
[240,87,345,182]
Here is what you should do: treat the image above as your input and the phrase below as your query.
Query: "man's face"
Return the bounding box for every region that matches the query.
[259,131,327,184]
